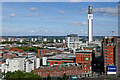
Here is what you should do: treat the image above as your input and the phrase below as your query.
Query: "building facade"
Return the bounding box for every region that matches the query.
[65,34,88,49]
[37,49,60,58]
[75,50,92,74]
[116,38,120,76]
[102,36,117,74]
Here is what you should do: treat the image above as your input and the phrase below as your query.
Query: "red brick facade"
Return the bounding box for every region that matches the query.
[104,46,115,73]
[38,49,60,58]
[34,66,84,77]
[9,48,24,53]
[75,51,92,74]
[47,60,74,66]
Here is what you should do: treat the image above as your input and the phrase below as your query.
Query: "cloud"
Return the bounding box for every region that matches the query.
[9,13,15,17]
[70,0,118,2]
[30,7,37,11]
[45,30,48,33]
[81,22,87,25]
[30,30,35,33]
[80,7,118,16]
[69,21,87,26]
[79,29,87,35]
[59,10,65,14]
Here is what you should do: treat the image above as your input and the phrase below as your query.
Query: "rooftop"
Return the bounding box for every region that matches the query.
[47,54,75,60]
[75,50,92,54]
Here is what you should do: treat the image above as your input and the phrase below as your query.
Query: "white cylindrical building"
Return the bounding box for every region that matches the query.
[88,5,93,43]
[36,58,40,69]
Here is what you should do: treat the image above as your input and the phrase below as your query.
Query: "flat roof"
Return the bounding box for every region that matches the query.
[47,54,75,60]
[75,50,92,54]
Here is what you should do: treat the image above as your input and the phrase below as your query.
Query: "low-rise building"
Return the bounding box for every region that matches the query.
[2,58,24,73]
[75,50,92,74]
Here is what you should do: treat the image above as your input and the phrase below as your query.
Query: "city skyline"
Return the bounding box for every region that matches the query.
[2,2,118,36]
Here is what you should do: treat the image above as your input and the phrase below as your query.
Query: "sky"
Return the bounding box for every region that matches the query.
[2,2,118,36]
[2,0,119,2]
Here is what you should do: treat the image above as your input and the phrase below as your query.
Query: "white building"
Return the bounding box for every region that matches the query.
[25,59,34,72]
[35,58,40,69]
[53,39,56,43]
[42,57,47,66]
[65,34,88,49]
[58,39,61,43]
[63,39,66,43]
[1,57,36,73]
[43,38,47,42]
[2,58,24,73]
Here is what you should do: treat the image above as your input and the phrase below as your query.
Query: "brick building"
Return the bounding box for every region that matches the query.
[46,54,75,67]
[34,66,84,78]
[33,49,94,78]
[37,49,60,58]
[116,38,120,76]
[9,48,24,53]
[102,36,117,73]
[75,50,92,74]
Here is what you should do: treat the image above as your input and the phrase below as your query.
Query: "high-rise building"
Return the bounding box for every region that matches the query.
[116,38,120,76]
[88,5,93,43]
[102,36,117,74]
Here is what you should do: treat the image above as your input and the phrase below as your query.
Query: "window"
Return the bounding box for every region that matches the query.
[86,58,89,61]
[83,57,85,61]
[104,56,107,57]
[105,53,107,55]
[105,50,107,52]
[55,62,58,64]
[105,47,107,49]
[47,65,50,67]
[105,59,107,60]
[47,62,50,65]
[81,57,82,61]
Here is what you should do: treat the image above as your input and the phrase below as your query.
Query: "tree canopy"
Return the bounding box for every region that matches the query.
[11,46,44,53]
[4,70,41,80]
[47,75,51,80]
[62,73,68,80]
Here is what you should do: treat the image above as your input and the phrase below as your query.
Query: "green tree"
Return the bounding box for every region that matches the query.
[97,46,101,48]
[47,75,51,80]
[2,41,13,44]
[4,70,41,80]
[11,46,45,53]
[62,73,68,80]
[57,77,61,80]
[4,71,13,79]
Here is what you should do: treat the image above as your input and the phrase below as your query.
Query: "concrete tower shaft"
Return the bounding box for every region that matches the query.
[88,5,93,43]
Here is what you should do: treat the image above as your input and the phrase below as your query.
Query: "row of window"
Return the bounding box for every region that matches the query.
[81,57,89,61]
[104,53,113,55]
[104,61,113,64]
[104,58,113,60]
[77,55,90,56]
[104,55,113,57]
[104,50,113,52]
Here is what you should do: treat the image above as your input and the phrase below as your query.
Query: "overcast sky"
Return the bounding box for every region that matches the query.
[2,2,118,36]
